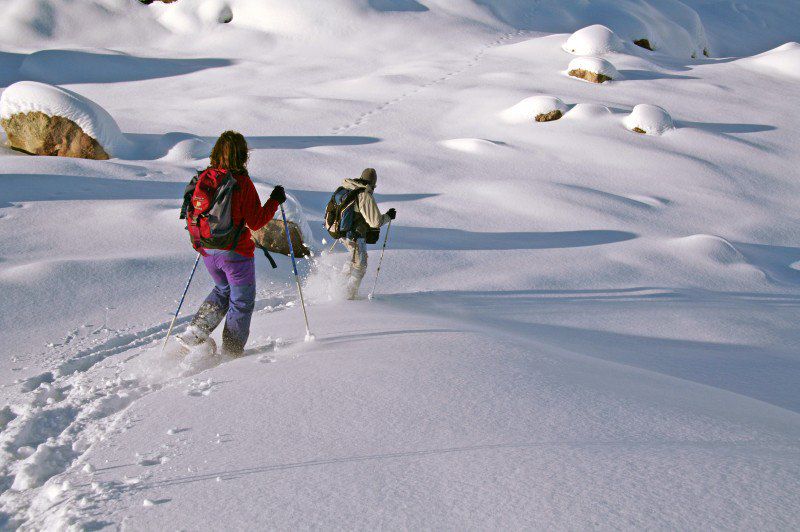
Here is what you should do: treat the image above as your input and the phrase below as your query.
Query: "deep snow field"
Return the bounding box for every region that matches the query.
[1,0,800,529]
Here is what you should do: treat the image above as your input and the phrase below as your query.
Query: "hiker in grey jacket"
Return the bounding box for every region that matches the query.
[341,168,396,299]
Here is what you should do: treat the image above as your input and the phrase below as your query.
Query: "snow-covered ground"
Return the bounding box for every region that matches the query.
[1,0,799,528]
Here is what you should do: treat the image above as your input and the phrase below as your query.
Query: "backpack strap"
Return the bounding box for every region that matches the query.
[180,170,203,220]
[255,244,278,269]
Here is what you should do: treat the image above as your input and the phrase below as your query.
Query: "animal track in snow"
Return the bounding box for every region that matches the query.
[331,30,529,135]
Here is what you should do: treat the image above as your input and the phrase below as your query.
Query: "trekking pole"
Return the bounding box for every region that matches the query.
[162,253,201,352]
[280,204,315,342]
[368,220,392,301]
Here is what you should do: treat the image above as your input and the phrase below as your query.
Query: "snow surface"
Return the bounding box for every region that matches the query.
[1,0,800,529]
[0,81,132,157]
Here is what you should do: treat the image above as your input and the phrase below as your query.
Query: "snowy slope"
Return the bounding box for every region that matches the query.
[1,0,800,529]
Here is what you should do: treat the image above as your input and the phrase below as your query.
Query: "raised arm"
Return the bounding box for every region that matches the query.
[358,191,390,228]
[240,179,282,231]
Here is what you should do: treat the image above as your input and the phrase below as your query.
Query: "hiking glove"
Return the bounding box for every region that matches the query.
[270,185,287,204]
[387,208,396,220]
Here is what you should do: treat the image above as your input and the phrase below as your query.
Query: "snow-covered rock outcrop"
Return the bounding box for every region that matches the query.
[563,25,625,56]
[0,81,130,159]
[623,104,673,136]
[567,56,619,83]
[502,96,569,123]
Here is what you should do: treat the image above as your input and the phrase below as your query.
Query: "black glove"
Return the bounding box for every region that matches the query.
[386,208,396,220]
[270,185,286,204]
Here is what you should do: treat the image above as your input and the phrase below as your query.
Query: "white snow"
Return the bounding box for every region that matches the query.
[501,95,569,124]
[0,81,132,157]
[439,138,507,154]
[623,103,674,135]
[1,0,800,529]
[739,42,800,80]
[563,25,625,56]
[565,103,612,120]
[566,56,620,81]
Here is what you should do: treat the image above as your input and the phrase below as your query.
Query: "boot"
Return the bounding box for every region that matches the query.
[221,327,245,358]
[346,276,361,300]
[179,324,208,346]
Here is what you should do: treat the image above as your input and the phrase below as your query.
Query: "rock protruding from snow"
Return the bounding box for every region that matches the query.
[198,1,233,24]
[502,96,569,124]
[623,104,673,136]
[1,112,109,160]
[567,56,619,83]
[563,25,624,56]
[251,220,310,258]
[250,186,313,257]
[0,81,130,158]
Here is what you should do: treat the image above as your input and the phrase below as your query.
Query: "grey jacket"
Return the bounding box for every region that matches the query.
[341,178,391,229]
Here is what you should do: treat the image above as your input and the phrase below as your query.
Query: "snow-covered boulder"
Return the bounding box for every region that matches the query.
[502,96,569,124]
[563,25,624,56]
[567,56,619,83]
[250,186,313,257]
[0,81,130,159]
[623,104,673,136]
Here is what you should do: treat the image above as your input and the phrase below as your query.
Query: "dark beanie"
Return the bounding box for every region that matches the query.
[360,168,377,186]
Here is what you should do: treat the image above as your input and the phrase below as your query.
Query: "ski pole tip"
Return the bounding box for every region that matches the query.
[304,332,316,342]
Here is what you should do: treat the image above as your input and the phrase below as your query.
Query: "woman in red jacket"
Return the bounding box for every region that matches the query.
[181,131,286,356]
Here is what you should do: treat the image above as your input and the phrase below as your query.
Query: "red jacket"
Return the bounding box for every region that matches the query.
[216,170,279,258]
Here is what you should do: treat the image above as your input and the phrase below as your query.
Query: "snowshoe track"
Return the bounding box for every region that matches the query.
[0,293,297,528]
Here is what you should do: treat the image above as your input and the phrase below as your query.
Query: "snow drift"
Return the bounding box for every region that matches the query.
[738,42,800,80]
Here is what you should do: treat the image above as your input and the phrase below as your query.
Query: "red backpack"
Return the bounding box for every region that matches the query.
[180,168,243,254]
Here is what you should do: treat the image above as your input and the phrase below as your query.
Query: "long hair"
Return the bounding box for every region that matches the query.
[210,130,248,173]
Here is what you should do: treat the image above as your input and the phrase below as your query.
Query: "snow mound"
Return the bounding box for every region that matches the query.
[439,138,506,154]
[670,235,745,265]
[565,103,612,120]
[0,81,131,157]
[739,42,800,80]
[566,56,619,83]
[623,104,673,136]
[563,25,625,56]
[501,96,569,124]
[161,137,212,162]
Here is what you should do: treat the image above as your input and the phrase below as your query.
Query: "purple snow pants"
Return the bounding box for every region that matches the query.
[190,250,256,355]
